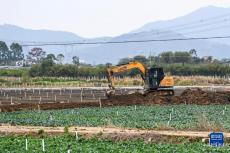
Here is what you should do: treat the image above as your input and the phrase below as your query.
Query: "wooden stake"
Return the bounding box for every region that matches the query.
[75,131,78,140]
[42,139,45,151]
[99,98,101,108]
[38,105,40,113]
[93,93,95,99]
[10,97,13,105]
[80,90,83,102]
[25,139,28,150]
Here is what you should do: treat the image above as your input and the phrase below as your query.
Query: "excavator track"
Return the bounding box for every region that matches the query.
[147,89,174,96]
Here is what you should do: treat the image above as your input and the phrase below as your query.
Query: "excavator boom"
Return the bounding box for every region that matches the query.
[107,61,146,90]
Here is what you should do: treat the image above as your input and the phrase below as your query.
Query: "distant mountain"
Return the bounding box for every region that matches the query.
[0,24,84,42]
[133,6,230,45]
[0,6,230,64]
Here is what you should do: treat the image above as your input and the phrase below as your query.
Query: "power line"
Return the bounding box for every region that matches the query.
[21,35,230,47]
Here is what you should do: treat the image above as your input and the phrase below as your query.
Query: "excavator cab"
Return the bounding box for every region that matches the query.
[145,67,165,90]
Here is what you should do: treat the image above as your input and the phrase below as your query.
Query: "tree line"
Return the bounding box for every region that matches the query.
[29,53,230,77]
[0,41,80,66]
[0,40,230,77]
[118,49,216,66]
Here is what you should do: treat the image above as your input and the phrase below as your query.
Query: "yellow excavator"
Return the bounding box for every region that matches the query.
[106,61,174,95]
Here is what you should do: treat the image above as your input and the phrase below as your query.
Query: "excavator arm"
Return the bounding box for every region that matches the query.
[106,61,146,90]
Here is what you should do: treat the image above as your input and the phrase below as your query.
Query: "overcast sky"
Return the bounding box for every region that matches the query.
[0,0,230,38]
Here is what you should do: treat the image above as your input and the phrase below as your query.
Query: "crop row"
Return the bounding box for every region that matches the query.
[0,105,230,130]
[0,135,229,153]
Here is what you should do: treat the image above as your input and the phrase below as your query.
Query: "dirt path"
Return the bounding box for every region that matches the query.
[1,124,230,139]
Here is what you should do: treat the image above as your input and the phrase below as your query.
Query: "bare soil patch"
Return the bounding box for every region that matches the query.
[1,88,230,112]
[1,124,230,143]
[103,88,230,105]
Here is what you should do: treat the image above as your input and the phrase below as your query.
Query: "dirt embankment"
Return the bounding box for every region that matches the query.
[1,88,230,112]
[103,88,230,105]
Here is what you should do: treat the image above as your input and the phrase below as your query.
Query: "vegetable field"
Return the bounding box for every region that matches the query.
[1,88,230,152]
[1,135,229,153]
[1,105,230,130]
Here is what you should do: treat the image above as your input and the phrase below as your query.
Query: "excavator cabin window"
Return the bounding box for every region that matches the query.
[146,68,165,89]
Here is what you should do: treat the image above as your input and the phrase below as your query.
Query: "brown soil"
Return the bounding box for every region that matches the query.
[1,88,230,112]
[0,101,101,112]
[103,88,230,105]
[1,124,230,140]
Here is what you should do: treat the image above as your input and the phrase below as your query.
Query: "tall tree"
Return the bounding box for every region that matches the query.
[56,53,64,64]
[40,55,55,75]
[174,51,192,65]
[10,43,24,61]
[72,56,80,67]
[46,54,56,61]
[160,52,173,63]
[189,49,200,63]
[0,41,9,65]
[26,47,46,64]
[189,49,197,57]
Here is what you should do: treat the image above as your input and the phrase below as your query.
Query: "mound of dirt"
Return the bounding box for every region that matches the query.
[102,88,230,105]
[179,88,230,104]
